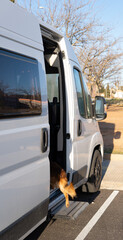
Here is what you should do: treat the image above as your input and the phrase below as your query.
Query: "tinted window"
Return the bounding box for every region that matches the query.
[73,68,85,118]
[82,75,92,118]
[0,49,41,117]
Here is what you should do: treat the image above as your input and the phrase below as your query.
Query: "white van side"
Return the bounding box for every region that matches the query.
[0,1,106,239]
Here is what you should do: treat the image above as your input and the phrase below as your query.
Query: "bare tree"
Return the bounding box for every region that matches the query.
[38,0,96,47]
[78,34,123,93]
[38,0,123,92]
[16,0,123,94]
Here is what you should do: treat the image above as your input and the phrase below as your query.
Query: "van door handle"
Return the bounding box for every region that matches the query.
[78,120,82,136]
[41,128,48,153]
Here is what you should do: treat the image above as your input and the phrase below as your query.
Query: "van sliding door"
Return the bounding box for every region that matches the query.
[0,46,50,237]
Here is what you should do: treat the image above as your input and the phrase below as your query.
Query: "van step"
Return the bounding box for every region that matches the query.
[51,200,89,220]
[49,189,65,211]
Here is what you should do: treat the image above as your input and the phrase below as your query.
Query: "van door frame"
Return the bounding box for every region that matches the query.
[57,50,66,171]
[42,35,67,171]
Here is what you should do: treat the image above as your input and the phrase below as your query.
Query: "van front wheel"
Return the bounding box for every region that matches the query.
[82,150,102,193]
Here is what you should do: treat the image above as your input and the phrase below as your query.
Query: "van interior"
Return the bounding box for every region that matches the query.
[43,37,66,185]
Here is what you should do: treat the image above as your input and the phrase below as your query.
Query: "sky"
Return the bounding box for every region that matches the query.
[17,0,123,47]
[17,0,123,85]
[94,0,123,46]
[93,0,123,85]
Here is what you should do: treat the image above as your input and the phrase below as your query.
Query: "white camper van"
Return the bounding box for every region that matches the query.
[0,0,107,239]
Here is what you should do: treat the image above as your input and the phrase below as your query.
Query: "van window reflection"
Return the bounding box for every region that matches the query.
[0,49,41,117]
[73,68,86,118]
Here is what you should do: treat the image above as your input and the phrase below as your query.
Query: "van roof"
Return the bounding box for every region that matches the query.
[0,0,79,66]
[0,0,41,44]
[0,0,63,44]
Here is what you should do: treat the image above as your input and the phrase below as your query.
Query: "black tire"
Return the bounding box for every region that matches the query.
[82,150,102,193]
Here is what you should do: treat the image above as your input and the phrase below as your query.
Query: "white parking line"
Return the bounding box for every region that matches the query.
[75,190,119,240]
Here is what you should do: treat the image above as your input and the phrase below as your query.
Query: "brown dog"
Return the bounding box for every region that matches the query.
[50,161,76,208]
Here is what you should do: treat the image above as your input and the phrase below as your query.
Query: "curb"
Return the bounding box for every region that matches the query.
[104,153,123,161]
[101,156,123,191]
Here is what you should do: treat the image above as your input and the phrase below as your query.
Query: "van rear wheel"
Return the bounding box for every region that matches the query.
[82,150,102,193]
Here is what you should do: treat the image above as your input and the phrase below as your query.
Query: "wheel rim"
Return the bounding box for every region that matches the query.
[94,157,101,188]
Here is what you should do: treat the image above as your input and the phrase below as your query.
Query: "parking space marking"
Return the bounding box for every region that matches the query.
[75,190,119,240]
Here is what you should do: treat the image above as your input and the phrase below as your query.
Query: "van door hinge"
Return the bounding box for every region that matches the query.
[61,51,65,59]
[66,133,70,139]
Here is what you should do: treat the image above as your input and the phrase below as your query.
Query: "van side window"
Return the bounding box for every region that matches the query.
[82,76,92,118]
[73,68,86,118]
[0,49,41,117]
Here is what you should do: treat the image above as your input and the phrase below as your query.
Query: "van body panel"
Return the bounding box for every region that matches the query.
[60,37,80,65]
[0,0,42,45]
[59,38,103,185]
[0,26,43,52]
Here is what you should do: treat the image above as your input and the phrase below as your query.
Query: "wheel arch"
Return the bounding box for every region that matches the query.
[82,146,103,193]
[87,142,103,179]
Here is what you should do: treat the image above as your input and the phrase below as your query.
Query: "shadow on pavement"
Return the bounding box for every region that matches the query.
[74,188,100,204]
[98,122,121,160]
[25,189,100,240]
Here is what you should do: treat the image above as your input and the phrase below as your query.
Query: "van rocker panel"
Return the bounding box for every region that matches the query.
[0,198,49,240]
[72,165,88,185]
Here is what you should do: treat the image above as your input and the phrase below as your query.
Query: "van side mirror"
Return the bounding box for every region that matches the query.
[94,96,107,120]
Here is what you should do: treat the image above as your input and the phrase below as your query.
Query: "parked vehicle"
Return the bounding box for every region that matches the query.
[0,1,107,239]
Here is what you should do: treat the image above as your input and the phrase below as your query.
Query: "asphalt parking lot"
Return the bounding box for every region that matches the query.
[25,189,123,240]
[25,155,123,240]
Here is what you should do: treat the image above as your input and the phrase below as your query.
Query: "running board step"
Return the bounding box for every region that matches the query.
[49,189,65,211]
[51,200,89,220]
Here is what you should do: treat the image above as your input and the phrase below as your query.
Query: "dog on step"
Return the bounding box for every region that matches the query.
[50,161,76,208]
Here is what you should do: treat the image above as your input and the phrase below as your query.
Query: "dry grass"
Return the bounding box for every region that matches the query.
[99,106,123,154]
